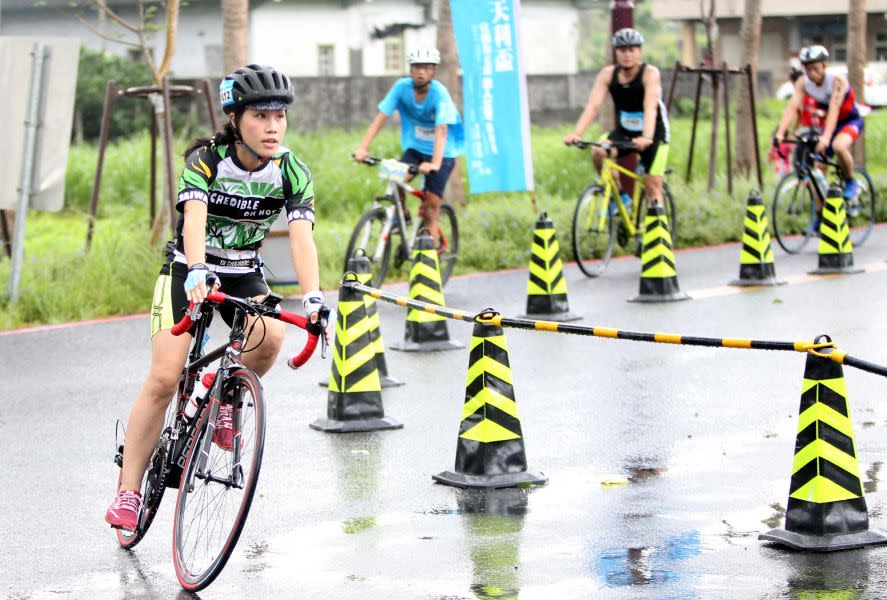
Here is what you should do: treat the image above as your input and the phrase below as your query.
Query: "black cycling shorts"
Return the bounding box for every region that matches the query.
[605,128,669,176]
[401,148,456,198]
[150,261,269,337]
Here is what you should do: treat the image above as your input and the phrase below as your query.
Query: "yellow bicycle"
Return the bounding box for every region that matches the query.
[570,140,676,277]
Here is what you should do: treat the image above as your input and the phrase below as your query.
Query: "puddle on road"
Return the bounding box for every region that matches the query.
[592,530,702,589]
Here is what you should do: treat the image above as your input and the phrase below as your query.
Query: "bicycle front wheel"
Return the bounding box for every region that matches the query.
[637,185,678,249]
[772,172,816,254]
[173,369,266,592]
[847,168,875,247]
[436,204,459,286]
[572,184,616,277]
[345,206,392,287]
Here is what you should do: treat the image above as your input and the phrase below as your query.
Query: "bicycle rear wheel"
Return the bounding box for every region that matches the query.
[115,407,175,549]
[847,168,875,247]
[173,369,265,592]
[572,184,616,277]
[434,204,459,285]
[772,172,816,254]
[345,206,392,287]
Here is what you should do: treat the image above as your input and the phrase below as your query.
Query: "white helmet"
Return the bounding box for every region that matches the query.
[408,47,441,65]
[799,45,829,65]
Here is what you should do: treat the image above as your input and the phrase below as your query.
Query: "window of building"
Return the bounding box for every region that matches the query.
[876,33,887,61]
[318,44,335,76]
[384,37,404,74]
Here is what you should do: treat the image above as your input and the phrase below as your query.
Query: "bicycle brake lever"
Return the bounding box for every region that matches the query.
[319,305,331,359]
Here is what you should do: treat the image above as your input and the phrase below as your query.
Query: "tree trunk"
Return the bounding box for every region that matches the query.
[222,0,250,74]
[436,0,466,205]
[848,0,867,165]
[734,0,762,177]
[701,0,719,66]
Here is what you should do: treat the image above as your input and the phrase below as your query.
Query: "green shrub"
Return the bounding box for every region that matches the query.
[5,112,887,329]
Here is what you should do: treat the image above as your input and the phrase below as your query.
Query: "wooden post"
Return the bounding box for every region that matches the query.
[86,81,121,250]
[665,61,681,112]
[0,210,13,259]
[161,77,178,236]
[708,72,720,191]
[202,78,219,132]
[745,65,763,188]
[149,112,158,224]
[722,63,733,195]
[686,71,703,183]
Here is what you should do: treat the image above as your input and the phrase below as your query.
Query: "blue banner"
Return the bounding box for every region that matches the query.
[451,0,534,193]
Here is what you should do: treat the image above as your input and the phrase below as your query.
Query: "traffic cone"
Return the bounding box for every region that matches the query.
[759,337,887,551]
[390,230,463,352]
[319,250,402,388]
[433,319,547,489]
[310,277,402,433]
[628,202,690,302]
[809,185,864,275]
[519,212,580,321]
[728,190,785,286]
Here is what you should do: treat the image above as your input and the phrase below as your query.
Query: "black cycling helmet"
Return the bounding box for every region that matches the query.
[612,28,644,48]
[219,64,294,114]
[799,45,829,65]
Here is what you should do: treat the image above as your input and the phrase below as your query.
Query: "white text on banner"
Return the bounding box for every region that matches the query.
[451,0,534,193]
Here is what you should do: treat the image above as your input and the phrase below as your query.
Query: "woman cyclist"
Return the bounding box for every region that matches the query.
[105,64,329,531]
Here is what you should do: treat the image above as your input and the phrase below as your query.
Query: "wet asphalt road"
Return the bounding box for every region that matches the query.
[4,228,887,599]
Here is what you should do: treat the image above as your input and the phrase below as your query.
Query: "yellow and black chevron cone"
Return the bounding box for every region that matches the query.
[391,231,463,352]
[809,185,864,276]
[433,320,547,489]
[629,202,690,303]
[729,190,785,287]
[760,336,887,551]
[519,212,580,321]
[320,250,403,388]
[311,277,402,433]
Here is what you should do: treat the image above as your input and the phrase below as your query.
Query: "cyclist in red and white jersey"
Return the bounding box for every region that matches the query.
[774,45,863,201]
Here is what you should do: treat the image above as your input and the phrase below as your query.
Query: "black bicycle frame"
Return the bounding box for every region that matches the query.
[168,303,251,485]
[791,137,842,202]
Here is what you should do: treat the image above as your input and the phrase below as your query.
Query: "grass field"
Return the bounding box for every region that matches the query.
[2,105,885,329]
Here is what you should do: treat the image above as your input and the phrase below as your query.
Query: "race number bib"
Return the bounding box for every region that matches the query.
[619,111,644,132]
[415,125,435,142]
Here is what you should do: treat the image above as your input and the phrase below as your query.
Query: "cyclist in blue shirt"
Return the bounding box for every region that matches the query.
[353,47,464,245]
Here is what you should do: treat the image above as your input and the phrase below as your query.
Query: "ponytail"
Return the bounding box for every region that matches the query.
[183,117,240,158]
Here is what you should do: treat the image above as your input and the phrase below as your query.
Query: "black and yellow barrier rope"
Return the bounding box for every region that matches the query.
[340,275,887,379]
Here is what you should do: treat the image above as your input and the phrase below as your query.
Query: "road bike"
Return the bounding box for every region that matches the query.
[113,290,328,591]
[771,130,875,254]
[569,140,677,277]
[347,156,459,287]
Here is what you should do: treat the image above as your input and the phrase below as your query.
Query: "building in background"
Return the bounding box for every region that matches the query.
[1,0,584,77]
[651,0,887,78]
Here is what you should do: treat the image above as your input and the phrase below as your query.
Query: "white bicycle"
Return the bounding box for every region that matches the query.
[346,156,459,287]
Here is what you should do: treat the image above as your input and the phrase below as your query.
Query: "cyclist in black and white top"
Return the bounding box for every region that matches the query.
[105,64,330,532]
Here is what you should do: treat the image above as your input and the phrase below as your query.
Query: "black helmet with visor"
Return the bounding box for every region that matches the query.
[219,64,294,115]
